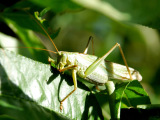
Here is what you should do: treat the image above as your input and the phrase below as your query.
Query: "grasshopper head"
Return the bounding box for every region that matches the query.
[48,51,67,72]
[56,51,67,71]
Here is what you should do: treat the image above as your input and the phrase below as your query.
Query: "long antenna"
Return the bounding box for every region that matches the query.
[5,47,57,54]
[26,11,59,53]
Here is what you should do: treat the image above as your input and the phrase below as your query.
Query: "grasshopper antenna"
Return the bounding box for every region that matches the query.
[35,22,59,53]
[4,47,57,54]
[26,11,59,53]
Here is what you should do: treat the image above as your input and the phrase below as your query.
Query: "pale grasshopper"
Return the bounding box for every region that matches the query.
[48,36,142,109]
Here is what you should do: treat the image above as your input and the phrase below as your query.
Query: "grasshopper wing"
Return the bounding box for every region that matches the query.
[104,61,142,82]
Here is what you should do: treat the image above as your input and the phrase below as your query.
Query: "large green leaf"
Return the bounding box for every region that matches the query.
[1,5,45,34]
[30,0,82,13]
[0,4,60,63]
[115,80,151,118]
[72,0,160,29]
[94,81,151,119]
[29,0,160,28]
[116,81,151,108]
[0,49,103,120]
[0,5,49,63]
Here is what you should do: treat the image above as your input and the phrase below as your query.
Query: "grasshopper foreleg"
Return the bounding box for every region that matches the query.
[59,68,77,110]
[59,65,78,72]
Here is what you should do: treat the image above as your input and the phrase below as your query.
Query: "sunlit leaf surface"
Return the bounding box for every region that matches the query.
[0,49,103,120]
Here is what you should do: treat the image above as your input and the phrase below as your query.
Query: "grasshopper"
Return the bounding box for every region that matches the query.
[47,36,142,111]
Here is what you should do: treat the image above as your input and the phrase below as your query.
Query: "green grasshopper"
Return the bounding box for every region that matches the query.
[48,36,142,110]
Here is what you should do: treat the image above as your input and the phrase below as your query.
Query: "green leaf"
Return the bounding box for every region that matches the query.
[30,0,82,13]
[72,0,160,29]
[0,49,103,120]
[0,17,49,63]
[1,11,44,34]
[0,4,60,63]
[1,4,54,39]
[94,80,151,119]
[0,96,68,120]
[27,0,160,28]
[115,80,151,116]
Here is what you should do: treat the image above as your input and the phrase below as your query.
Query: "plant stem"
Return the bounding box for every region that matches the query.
[105,81,119,120]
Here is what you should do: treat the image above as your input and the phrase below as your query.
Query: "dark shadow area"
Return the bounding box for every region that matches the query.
[121,107,160,120]
[151,67,160,95]
[82,93,104,120]
[0,63,69,120]
[0,22,17,37]
[47,66,60,85]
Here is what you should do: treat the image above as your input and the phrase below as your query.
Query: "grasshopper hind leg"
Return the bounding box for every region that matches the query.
[85,43,133,80]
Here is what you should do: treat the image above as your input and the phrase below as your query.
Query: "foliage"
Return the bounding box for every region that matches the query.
[0,48,150,119]
[0,0,160,119]
[0,49,104,120]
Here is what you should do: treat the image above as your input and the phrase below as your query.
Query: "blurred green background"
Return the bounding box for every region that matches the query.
[0,0,160,106]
